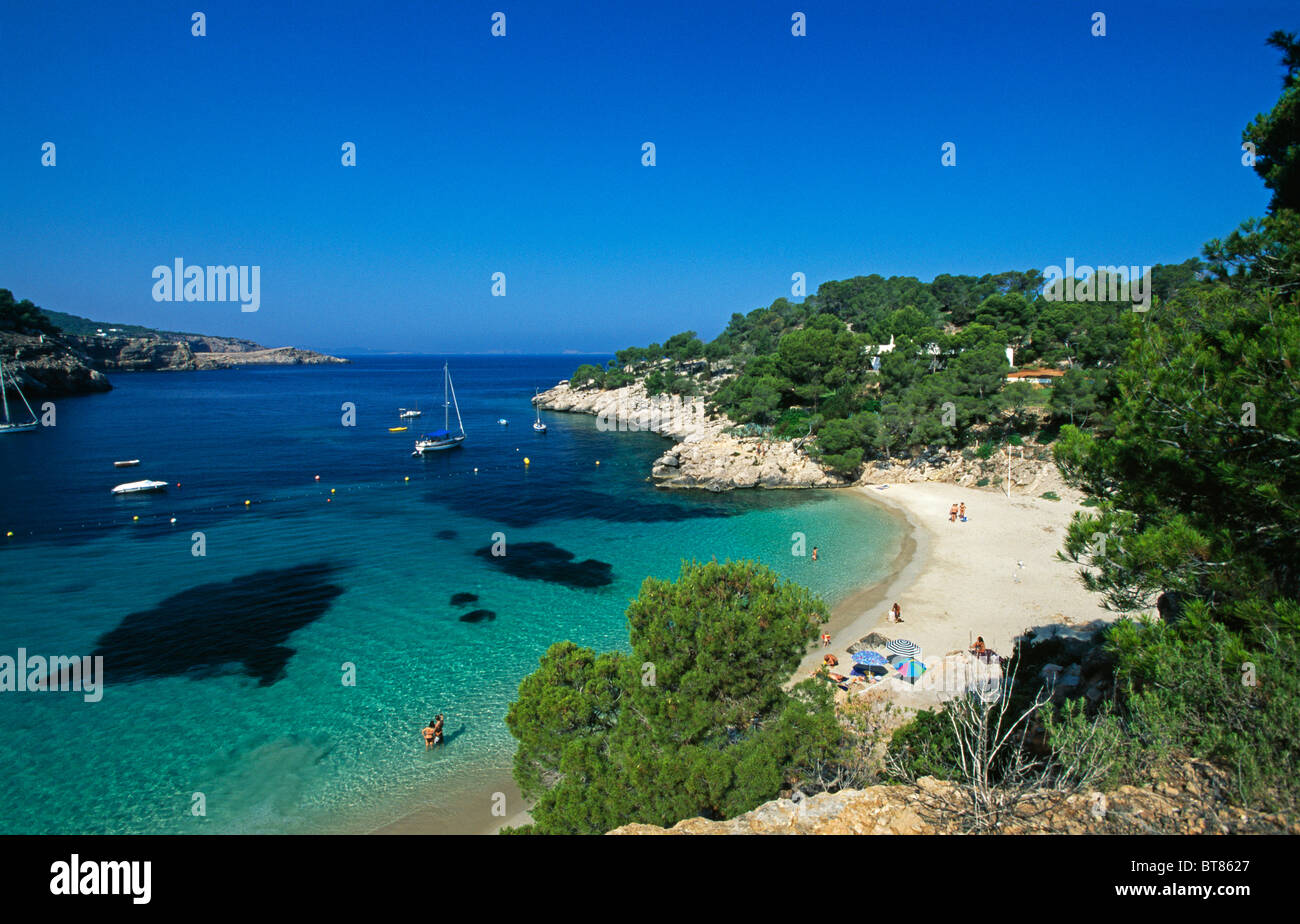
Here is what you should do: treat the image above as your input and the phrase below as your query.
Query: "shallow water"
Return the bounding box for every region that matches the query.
[0,356,904,833]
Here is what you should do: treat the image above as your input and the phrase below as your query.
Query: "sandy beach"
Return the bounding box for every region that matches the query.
[801,482,1117,695]
[369,772,530,835]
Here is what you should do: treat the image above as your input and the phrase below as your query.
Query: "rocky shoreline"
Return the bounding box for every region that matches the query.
[535,381,845,491]
[534,380,1065,494]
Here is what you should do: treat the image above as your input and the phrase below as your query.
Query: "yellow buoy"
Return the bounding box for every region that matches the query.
[523,457,530,465]
[330,488,336,494]
[132,515,139,521]
[244,499,251,506]
[5,531,12,537]
[404,476,409,482]
[595,460,600,466]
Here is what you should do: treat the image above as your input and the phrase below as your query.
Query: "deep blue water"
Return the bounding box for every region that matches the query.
[0,355,903,833]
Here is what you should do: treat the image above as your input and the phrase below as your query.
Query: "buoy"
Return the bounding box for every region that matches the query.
[330,488,336,494]
[244,500,251,506]
[170,517,177,524]
[524,457,530,465]
[595,460,600,466]
[404,476,409,482]
[473,467,478,473]
[327,498,332,503]
[314,475,320,481]
[132,515,139,521]
[4,531,12,537]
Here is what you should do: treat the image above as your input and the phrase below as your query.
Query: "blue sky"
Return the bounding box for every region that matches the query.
[0,1,1292,353]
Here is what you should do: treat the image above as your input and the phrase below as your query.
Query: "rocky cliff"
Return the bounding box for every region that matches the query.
[535,381,845,491]
[1,331,112,398]
[68,334,348,372]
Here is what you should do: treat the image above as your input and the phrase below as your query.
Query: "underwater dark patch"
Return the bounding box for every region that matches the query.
[435,529,459,540]
[432,480,731,529]
[458,609,496,623]
[74,562,344,687]
[450,592,478,606]
[474,541,613,589]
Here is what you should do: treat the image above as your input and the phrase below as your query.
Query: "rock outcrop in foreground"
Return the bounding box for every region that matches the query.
[609,766,1296,835]
[535,381,844,491]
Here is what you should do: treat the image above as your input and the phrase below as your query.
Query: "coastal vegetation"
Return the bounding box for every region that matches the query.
[881,30,1300,825]
[566,263,1207,480]
[504,560,852,834]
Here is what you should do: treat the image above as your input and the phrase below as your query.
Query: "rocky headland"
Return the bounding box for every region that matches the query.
[534,380,1065,494]
[68,333,348,373]
[2,326,347,399]
[535,380,844,491]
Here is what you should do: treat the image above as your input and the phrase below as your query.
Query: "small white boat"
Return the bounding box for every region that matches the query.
[112,480,168,495]
[532,389,547,433]
[497,418,508,426]
[399,407,422,419]
[114,459,141,468]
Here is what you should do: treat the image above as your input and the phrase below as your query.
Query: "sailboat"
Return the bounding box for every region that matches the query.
[532,388,547,433]
[0,358,39,434]
[413,363,466,454]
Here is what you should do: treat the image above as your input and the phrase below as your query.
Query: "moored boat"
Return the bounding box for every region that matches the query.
[111,480,168,495]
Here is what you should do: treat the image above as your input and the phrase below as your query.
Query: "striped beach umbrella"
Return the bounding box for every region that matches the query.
[897,658,926,681]
[852,650,889,666]
[886,639,921,659]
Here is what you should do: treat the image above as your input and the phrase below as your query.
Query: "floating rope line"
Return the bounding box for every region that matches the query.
[1,456,548,542]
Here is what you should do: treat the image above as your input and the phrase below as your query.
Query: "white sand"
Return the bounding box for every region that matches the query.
[802,482,1117,691]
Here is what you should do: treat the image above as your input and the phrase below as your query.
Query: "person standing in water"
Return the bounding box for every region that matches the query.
[422,719,437,750]
[811,546,819,561]
[432,714,445,746]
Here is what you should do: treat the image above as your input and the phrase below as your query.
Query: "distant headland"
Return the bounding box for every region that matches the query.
[0,289,348,398]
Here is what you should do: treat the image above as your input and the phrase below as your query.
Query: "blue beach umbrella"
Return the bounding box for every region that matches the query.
[853,650,889,666]
[886,639,921,659]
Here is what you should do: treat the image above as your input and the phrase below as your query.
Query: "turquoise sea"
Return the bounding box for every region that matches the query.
[0,355,904,833]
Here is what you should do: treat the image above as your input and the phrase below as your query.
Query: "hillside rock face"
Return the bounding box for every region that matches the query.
[535,381,844,491]
[609,770,1296,835]
[68,335,347,371]
[1,332,112,398]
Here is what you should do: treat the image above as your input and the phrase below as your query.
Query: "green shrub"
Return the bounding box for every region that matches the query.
[1040,491,1060,501]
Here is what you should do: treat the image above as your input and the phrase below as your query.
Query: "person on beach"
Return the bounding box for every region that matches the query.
[971,636,986,653]
[821,632,831,647]
[959,502,966,521]
[433,714,445,746]
[891,602,903,623]
[811,546,819,561]
[949,503,958,522]
[422,719,437,750]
